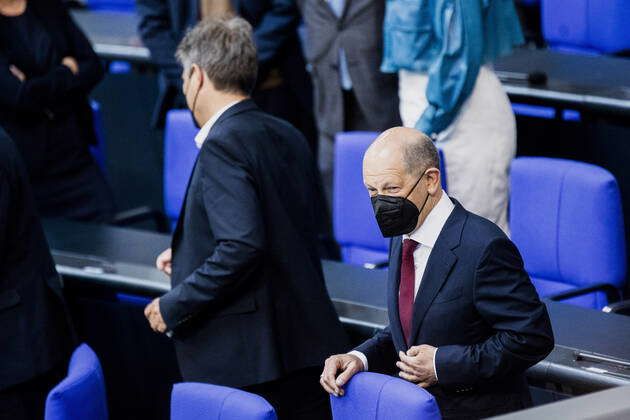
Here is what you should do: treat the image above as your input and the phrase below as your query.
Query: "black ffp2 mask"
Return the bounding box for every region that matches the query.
[370,174,430,237]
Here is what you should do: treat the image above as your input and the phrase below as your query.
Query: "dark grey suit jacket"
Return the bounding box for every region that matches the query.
[159,100,350,387]
[0,127,75,390]
[298,0,401,136]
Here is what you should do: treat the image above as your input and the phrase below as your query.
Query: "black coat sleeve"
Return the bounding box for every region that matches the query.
[353,326,398,374]
[159,133,265,328]
[0,2,103,113]
[434,237,555,389]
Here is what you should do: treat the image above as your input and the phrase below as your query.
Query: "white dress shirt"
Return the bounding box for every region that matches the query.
[350,192,455,381]
[194,100,243,149]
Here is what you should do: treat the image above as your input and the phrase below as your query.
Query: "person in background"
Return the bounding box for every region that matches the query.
[0,0,114,223]
[297,0,401,205]
[144,17,349,420]
[0,126,76,420]
[136,0,318,155]
[320,128,554,420]
[384,0,524,233]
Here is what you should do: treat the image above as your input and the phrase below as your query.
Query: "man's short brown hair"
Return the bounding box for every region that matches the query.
[176,16,258,95]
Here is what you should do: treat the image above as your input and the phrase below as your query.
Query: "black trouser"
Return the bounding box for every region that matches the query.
[0,363,66,420]
[243,367,331,420]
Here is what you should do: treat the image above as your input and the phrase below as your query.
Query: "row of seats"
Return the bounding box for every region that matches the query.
[48,344,442,420]
[518,0,630,55]
[161,112,627,311]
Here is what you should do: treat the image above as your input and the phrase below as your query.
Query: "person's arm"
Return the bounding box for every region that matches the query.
[353,326,399,374]
[415,0,483,137]
[60,4,104,93]
[434,237,555,390]
[252,0,300,65]
[0,51,76,112]
[136,0,182,85]
[159,134,265,329]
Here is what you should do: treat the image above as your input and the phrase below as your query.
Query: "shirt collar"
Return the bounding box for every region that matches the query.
[403,192,455,248]
[194,100,243,149]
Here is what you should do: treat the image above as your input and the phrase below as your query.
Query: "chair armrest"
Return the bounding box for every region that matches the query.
[111,206,170,233]
[547,283,621,304]
[603,299,630,316]
[363,260,389,270]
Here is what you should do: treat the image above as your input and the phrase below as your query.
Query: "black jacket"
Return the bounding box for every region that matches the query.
[136,0,310,127]
[159,100,349,387]
[0,0,104,177]
[355,200,554,419]
[0,128,75,391]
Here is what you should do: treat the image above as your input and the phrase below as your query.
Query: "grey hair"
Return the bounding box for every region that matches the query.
[176,16,258,95]
[402,133,440,176]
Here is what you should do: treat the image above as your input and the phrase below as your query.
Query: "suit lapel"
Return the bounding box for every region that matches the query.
[388,236,407,350]
[408,201,467,345]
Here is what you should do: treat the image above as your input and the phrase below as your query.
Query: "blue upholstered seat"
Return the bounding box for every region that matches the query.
[90,100,107,173]
[164,110,200,229]
[330,372,442,420]
[510,157,626,309]
[542,0,630,55]
[85,0,136,12]
[333,131,447,267]
[45,344,108,420]
[171,382,277,420]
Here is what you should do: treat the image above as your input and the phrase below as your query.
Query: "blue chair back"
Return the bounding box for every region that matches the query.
[510,157,626,309]
[542,0,630,55]
[45,344,108,420]
[90,100,107,173]
[330,372,442,420]
[85,0,135,12]
[333,131,447,266]
[171,383,277,420]
[164,110,199,229]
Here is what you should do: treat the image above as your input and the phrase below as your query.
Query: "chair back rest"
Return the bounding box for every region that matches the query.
[330,372,442,420]
[543,0,630,54]
[164,110,200,227]
[45,344,108,420]
[171,382,277,420]
[510,157,626,291]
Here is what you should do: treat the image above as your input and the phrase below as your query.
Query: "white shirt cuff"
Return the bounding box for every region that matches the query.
[348,350,368,371]
[433,347,439,382]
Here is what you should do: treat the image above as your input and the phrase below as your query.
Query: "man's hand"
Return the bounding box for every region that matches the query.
[156,248,172,276]
[397,344,438,388]
[144,298,168,333]
[61,56,79,75]
[9,65,25,81]
[320,354,364,397]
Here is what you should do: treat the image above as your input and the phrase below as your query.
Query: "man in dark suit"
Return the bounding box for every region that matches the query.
[320,127,554,419]
[297,0,401,203]
[143,17,349,420]
[136,0,317,154]
[0,126,76,420]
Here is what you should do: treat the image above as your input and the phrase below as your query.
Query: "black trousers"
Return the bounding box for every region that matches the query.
[0,363,66,420]
[243,367,332,420]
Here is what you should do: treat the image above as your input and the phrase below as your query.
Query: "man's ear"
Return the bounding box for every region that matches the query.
[426,168,441,194]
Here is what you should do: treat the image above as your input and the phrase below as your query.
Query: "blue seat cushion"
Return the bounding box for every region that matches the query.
[531,277,607,309]
[171,383,276,420]
[45,344,108,420]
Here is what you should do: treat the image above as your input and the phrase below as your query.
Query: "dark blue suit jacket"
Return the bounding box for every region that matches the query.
[159,100,349,387]
[355,199,554,419]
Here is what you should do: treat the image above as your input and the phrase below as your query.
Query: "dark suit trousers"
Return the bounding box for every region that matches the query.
[0,362,66,420]
[243,367,331,420]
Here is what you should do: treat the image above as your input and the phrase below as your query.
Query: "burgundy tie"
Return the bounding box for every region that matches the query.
[399,239,418,345]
